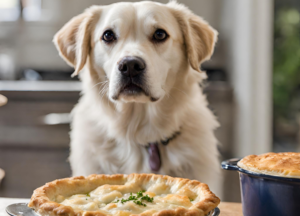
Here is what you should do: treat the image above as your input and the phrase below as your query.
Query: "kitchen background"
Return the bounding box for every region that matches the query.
[0,0,299,202]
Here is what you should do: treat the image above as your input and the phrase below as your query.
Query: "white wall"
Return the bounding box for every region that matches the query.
[220,0,273,157]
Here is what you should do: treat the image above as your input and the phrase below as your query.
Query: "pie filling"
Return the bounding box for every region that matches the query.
[57,184,196,215]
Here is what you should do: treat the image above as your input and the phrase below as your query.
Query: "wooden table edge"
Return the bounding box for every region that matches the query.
[218,202,243,216]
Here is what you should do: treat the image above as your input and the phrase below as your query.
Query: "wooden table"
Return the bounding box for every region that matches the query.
[219,202,243,216]
[0,198,243,216]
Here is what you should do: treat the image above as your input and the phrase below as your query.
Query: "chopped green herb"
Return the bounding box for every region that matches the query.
[128,193,136,201]
[86,193,90,197]
[114,190,153,207]
[141,194,153,202]
[189,198,194,202]
[134,200,146,207]
[136,191,144,198]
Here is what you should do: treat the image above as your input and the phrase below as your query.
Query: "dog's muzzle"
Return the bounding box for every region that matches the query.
[117,56,148,96]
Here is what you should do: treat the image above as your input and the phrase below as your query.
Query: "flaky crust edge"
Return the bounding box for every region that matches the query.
[238,152,300,178]
[28,173,220,216]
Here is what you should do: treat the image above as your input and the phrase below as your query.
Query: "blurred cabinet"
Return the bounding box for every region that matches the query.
[0,90,78,148]
[205,81,241,202]
[0,81,79,198]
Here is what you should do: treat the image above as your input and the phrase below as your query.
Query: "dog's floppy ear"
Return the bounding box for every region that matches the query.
[167,2,218,72]
[53,7,99,77]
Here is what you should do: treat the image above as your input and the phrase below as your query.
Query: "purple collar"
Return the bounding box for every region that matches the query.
[146,131,181,172]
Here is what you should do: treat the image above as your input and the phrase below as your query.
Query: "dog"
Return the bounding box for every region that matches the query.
[53,1,221,196]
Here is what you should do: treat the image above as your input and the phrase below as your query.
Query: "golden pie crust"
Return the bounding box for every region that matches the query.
[238,152,300,178]
[28,174,220,216]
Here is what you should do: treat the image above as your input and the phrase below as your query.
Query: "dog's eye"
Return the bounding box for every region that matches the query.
[102,30,116,43]
[153,29,168,42]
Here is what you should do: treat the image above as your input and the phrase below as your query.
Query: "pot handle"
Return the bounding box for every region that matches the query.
[221,158,241,171]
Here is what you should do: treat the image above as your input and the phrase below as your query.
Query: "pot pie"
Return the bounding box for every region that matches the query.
[238,152,300,178]
[28,174,220,216]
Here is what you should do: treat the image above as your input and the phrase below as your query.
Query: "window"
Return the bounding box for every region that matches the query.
[22,0,42,21]
[0,0,42,22]
[0,0,20,21]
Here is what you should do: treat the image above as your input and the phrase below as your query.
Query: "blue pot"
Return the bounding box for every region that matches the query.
[222,158,300,216]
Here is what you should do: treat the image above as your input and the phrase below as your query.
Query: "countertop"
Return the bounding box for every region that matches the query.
[0,81,81,92]
[0,198,243,216]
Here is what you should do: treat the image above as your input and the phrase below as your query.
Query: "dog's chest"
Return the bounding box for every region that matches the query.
[90,133,193,180]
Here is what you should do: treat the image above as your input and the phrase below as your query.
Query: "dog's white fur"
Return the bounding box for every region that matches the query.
[54,1,222,196]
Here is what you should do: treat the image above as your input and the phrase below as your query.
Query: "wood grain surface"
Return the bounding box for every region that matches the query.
[219,202,243,216]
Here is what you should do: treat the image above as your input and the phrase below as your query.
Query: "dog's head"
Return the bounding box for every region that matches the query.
[54,1,217,103]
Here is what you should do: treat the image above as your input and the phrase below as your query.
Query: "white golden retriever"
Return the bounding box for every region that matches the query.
[54,1,221,195]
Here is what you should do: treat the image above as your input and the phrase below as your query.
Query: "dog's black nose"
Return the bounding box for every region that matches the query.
[118,56,146,77]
